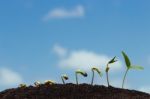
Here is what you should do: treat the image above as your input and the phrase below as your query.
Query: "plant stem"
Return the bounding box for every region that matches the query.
[76,73,78,85]
[91,70,94,85]
[106,71,109,87]
[61,77,65,84]
[106,64,110,87]
[122,69,129,88]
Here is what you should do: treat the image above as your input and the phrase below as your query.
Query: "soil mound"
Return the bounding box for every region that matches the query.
[0,83,150,99]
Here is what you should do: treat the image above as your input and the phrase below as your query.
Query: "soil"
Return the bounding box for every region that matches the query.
[0,83,150,99]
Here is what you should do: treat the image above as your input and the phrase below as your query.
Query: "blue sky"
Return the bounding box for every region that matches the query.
[0,0,150,93]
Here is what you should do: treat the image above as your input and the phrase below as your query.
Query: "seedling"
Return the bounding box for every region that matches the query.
[91,67,103,85]
[44,80,55,85]
[75,69,88,85]
[122,51,144,88]
[19,84,27,88]
[61,74,69,84]
[105,56,117,87]
[34,81,41,87]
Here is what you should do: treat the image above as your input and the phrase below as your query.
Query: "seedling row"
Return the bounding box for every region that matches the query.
[19,51,144,89]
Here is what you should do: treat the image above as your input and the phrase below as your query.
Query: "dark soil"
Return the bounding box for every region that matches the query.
[0,83,150,99]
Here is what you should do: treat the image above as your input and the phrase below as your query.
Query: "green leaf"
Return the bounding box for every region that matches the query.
[108,56,117,64]
[130,66,144,70]
[122,51,131,68]
[62,74,69,80]
[76,70,88,77]
[92,67,103,77]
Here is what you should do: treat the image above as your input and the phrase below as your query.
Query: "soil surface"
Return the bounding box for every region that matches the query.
[0,83,150,99]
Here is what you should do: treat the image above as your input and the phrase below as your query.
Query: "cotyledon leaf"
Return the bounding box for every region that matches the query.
[76,70,88,77]
[92,67,103,77]
[108,56,117,64]
[130,65,144,70]
[122,51,131,68]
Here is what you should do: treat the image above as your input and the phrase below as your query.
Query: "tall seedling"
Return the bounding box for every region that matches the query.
[61,74,69,84]
[75,69,88,85]
[122,51,144,88]
[105,57,117,87]
[91,67,102,85]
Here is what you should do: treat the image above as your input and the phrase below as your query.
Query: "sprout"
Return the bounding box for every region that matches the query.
[91,67,102,85]
[34,81,41,87]
[44,80,55,85]
[105,56,117,87]
[61,74,69,84]
[75,69,88,85]
[122,51,144,88]
[19,84,27,88]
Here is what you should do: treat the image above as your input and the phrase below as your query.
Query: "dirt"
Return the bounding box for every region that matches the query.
[0,83,150,99]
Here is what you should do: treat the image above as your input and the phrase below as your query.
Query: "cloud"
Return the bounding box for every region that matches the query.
[0,68,23,86]
[43,5,84,20]
[139,86,150,93]
[53,44,67,58]
[53,44,122,71]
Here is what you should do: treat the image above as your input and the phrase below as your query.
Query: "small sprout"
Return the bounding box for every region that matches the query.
[122,51,144,88]
[44,80,55,85]
[34,81,41,87]
[105,56,117,87]
[19,84,27,88]
[91,67,102,85]
[75,69,88,85]
[61,74,69,84]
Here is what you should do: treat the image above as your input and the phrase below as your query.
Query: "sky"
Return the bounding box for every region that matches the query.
[0,0,150,93]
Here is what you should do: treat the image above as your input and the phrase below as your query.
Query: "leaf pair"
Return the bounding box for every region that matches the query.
[106,56,117,87]
[76,69,88,77]
[122,51,144,70]
[91,67,103,85]
[61,74,69,84]
[76,69,88,85]
[106,56,117,72]
[122,51,144,88]
[108,56,117,64]
[92,67,103,77]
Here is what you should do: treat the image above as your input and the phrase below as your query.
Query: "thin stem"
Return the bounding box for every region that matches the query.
[61,77,65,84]
[76,73,78,85]
[106,71,109,87]
[122,69,129,88]
[91,70,94,85]
[106,64,110,87]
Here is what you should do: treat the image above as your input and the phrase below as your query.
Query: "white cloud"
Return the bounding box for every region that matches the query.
[43,5,84,20]
[0,68,23,86]
[53,44,122,71]
[53,44,67,58]
[139,86,150,93]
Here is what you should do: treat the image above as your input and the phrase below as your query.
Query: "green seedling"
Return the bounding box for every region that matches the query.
[122,51,144,88]
[19,84,27,88]
[61,74,69,84]
[91,67,103,85]
[44,80,55,85]
[105,56,117,87]
[75,69,88,85]
[34,81,41,87]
